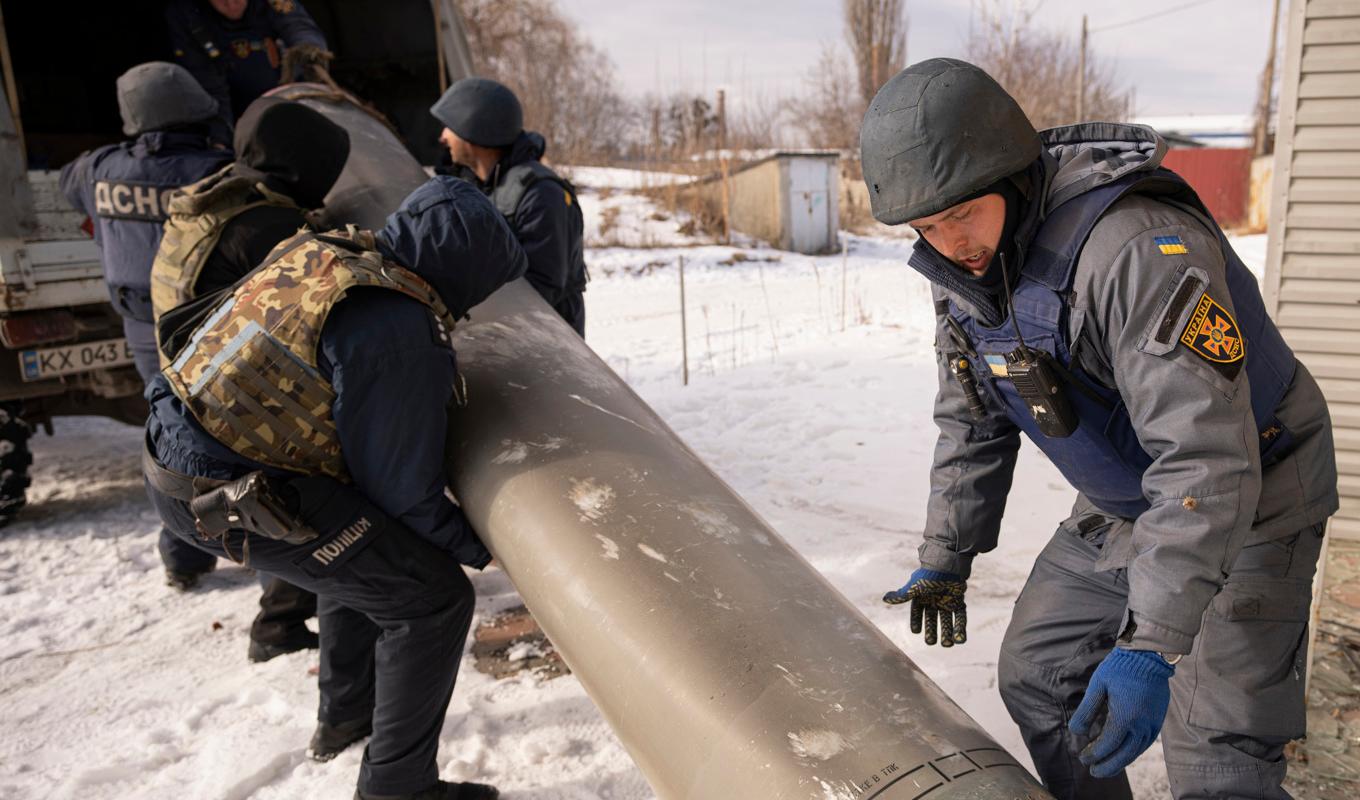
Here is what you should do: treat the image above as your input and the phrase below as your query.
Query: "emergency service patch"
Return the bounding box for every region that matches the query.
[231,39,251,59]
[1180,292,1245,379]
[93,180,176,221]
[270,0,296,12]
[1155,235,1188,255]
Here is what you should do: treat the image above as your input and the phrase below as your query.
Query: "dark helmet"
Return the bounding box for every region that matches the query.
[115,61,219,137]
[429,77,523,148]
[231,97,351,209]
[860,58,1040,225]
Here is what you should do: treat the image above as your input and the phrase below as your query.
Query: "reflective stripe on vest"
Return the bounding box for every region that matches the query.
[162,229,459,481]
[948,169,1297,519]
[150,165,300,324]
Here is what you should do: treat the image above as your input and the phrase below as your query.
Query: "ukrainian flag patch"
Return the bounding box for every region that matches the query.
[1155,235,1188,255]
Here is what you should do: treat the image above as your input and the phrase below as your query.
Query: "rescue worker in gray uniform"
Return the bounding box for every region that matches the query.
[431,77,588,336]
[861,59,1337,799]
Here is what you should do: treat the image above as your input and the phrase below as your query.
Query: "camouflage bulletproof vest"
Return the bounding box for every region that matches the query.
[150,165,300,323]
[162,228,459,481]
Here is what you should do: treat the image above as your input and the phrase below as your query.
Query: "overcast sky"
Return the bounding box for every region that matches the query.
[555,0,1279,118]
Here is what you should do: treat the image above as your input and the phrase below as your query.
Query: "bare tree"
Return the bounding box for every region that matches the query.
[967,0,1131,128]
[791,44,865,150]
[844,0,908,105]
[726,91,796,151]
[459,0,634,163]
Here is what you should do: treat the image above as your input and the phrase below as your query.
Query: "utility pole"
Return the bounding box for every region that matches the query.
[1252,0,1283,157]
[651,107,662,163]
[1076,14,1088,122]
[679,256,689,386]
[716,88,727,153]
[871,42,880,101]
[716,89,729,244]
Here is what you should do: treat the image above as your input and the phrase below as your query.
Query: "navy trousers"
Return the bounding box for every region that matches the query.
[148,481,475,796]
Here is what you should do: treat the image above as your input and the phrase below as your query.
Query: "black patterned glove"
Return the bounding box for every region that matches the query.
[883,568,967,647]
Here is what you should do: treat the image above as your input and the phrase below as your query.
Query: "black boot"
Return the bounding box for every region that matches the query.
[354,780,499,800]
[247,627,320,663]
[307,717,373,762]
[164,565,213,591]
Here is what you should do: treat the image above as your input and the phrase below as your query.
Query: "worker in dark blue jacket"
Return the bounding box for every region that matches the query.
[144,176,526,800]
[60,61,229,383]
[165,0,329,142]
[432,78,588,336]
[59,61,230,590]
[61,62,317,666]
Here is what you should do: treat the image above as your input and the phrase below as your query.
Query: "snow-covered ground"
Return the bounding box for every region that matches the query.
[0,181,1267,799]
[559,166,695,192]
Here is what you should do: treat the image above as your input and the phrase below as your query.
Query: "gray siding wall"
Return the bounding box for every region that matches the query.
[1264,0,1360,538]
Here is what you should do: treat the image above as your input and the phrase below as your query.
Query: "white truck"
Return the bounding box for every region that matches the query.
[0,0,476,523]
[0,82,144,521]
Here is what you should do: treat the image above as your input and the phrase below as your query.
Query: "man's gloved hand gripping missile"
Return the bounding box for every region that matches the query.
[883,568,967,647]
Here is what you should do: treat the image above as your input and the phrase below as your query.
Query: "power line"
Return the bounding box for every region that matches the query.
[1091,0,1223,33]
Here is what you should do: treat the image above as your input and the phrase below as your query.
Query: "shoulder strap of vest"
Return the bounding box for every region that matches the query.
[157,229,319,365]
[492,161,575,219]
[1024,169,1200,291]
[311,227,461,331]
[170,167,297,217]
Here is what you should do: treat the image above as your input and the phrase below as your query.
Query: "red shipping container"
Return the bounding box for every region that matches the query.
[1160,148,1253,230]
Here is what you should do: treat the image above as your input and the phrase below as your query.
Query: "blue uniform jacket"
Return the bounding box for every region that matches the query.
[59,132,231,364]
[146,290,490,568]
[444,133,587,334]
[166,0,327,140]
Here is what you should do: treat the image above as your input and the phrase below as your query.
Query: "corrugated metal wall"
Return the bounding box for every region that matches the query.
[1161,148,1254,228]
[1264,0,1360,539]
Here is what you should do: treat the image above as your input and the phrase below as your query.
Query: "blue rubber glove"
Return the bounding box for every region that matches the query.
[882,568,967,647]
[1069,648,1175,778]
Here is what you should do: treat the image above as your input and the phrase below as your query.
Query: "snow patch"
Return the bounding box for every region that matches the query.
[636,543,668,563]
[789,728,848,761]
[506,640,544,661]
[569,479,615,522]
[492,441,528,465]
[595,534,621,561]
[679,503,741,544]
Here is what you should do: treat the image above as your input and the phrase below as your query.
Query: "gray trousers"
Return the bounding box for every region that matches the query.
[998,520,1323,800]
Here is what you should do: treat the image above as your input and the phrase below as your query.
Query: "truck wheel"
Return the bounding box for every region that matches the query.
[0,402,33,526]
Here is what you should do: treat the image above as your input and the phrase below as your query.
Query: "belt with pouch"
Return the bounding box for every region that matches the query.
[142,440,318,547]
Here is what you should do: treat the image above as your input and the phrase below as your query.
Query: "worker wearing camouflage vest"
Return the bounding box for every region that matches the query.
[144,177,527,800]
[149,97,352,666]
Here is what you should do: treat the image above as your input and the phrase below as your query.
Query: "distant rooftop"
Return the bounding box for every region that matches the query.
[1134,114,1263,149]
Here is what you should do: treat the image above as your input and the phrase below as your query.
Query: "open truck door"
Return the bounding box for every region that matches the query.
[0,0,466,524]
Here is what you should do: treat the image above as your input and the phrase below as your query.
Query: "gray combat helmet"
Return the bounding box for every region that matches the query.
[430,77,524,148]
[116,61,219,137]
[860,58,1040,225]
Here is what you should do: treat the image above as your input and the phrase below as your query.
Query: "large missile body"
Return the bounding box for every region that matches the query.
[282,85,1052,800]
